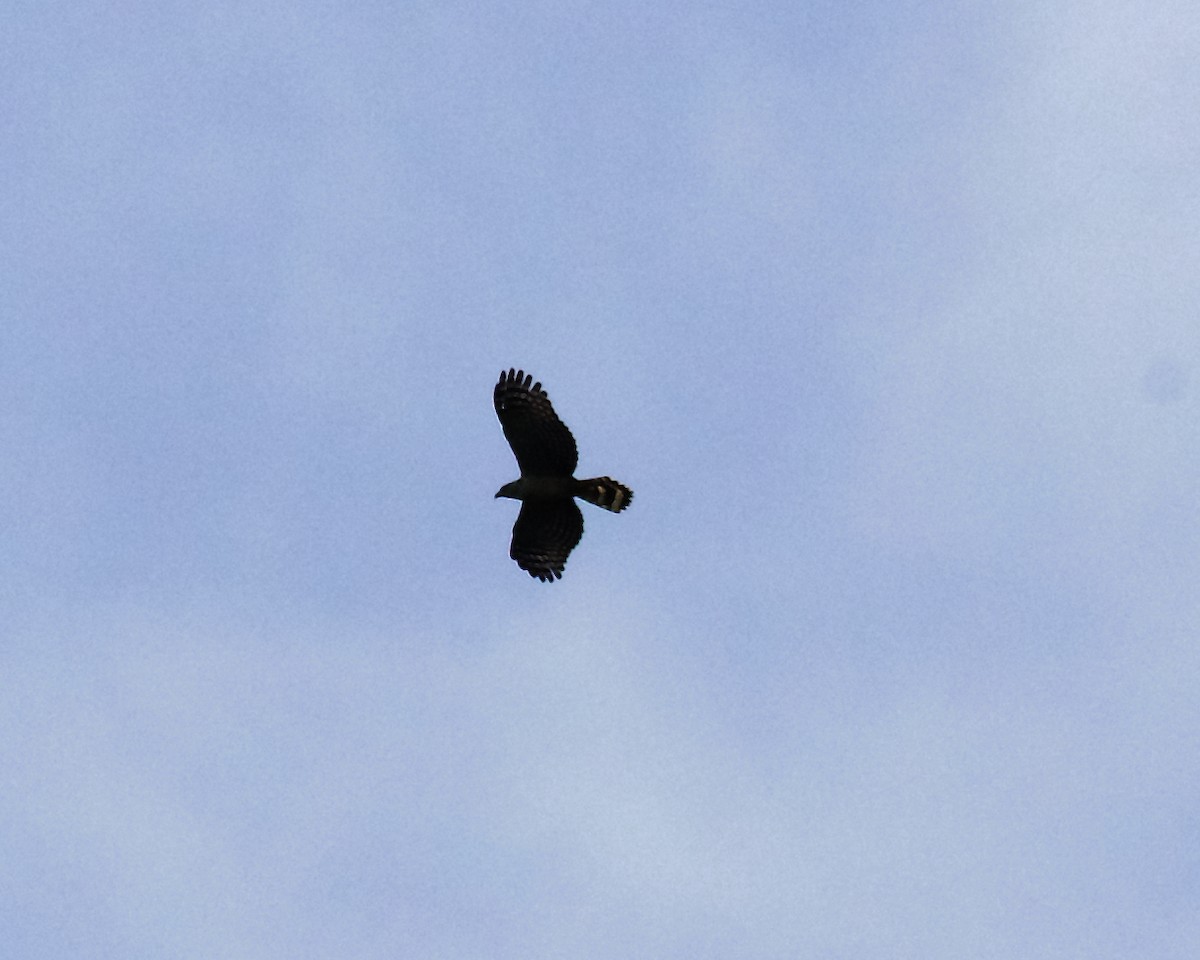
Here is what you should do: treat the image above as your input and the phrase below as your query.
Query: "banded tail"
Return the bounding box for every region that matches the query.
[575,477,633,513]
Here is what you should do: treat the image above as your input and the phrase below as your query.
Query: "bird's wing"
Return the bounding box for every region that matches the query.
[510,499,584,581]
[494,368,578,476]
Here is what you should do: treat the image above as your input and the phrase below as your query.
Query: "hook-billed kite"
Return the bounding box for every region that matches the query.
[494,369,633,581]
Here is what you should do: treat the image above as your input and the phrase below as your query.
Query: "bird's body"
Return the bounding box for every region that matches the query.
[493,369,632,581]
[495,475,576,500]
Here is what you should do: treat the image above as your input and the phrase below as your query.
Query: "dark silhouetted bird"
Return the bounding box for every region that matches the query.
[494,369,632,581]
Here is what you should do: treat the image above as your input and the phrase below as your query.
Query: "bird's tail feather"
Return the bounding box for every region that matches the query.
[575,477,633,513]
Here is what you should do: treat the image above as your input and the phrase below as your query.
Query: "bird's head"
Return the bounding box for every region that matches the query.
[494,480,521,500]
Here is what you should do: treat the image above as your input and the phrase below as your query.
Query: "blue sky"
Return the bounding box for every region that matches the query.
[4,2,1199,957]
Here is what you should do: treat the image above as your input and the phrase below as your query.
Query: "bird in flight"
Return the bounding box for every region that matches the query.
[494,368,633,581]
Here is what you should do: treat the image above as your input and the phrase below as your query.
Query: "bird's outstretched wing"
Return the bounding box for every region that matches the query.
[494,368,578,476]
[510,499,584,581]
